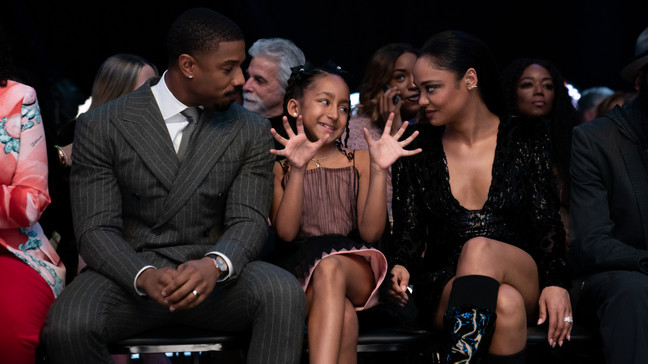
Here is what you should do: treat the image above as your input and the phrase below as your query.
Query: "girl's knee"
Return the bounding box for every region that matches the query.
[311,256,345,286]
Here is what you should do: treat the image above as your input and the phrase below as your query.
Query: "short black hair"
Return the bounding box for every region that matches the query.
[166,8,244,66]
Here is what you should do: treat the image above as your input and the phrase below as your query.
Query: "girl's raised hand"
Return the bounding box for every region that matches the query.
[270,115,328,169]
[364,112,421,170]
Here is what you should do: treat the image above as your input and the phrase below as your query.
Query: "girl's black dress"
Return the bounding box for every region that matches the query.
[389,116,571,328]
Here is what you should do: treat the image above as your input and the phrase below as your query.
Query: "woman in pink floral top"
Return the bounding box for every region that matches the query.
[0,79,66,363]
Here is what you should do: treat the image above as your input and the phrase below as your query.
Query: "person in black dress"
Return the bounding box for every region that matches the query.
[385,30,572,363]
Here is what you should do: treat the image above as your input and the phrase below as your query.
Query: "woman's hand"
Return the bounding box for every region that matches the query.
[380,86,404,134]
[387,264,411,307]
[537,286,573,347]
[365,112,422,171]
[270,115,327,169]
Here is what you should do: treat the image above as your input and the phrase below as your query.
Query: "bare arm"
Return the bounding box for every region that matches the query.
[357,114,421,243]
[270,116,326,242]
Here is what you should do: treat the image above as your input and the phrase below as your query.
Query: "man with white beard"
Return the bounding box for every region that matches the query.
[242,38,305,149]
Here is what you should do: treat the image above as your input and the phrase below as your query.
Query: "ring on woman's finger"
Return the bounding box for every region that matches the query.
[192,290,200,297]
[563,316,573,323]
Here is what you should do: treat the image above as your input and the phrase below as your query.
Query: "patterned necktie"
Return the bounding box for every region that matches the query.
[177,107,201,162]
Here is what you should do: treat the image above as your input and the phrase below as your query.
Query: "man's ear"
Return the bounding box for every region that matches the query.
[287,99,300,117]
[178,54,197,79]
[634,70,644,91]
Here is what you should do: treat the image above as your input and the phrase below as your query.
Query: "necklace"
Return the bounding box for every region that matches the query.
[310,148,339,168]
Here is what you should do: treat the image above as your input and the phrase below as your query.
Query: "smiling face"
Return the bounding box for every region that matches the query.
[515,63,554,117]
[189,40,246,110]
[389,52,420,117]
[413,56,467,126]
[288,74,350,143]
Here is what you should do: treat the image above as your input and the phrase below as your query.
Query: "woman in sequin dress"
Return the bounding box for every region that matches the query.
[385,31,572,364]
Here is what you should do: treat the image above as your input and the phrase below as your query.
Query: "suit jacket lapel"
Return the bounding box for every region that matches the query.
[152,107,243,229]
[618,132,648,247]
[113,84,179,191]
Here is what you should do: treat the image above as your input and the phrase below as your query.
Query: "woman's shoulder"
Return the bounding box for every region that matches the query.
[0,80,38,108]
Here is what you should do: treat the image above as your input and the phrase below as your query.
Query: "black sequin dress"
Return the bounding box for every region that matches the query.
[389,116,571,328]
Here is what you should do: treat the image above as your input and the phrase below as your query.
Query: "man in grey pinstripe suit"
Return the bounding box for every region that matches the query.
[43,8,306,363]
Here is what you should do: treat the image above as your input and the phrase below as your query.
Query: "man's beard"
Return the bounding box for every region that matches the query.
[242,92,269,116]
[211,90,239,112]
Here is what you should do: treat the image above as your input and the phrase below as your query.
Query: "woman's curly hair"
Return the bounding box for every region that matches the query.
[501,57,579,203]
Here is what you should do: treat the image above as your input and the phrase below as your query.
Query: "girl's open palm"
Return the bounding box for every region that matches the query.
[270,116,328,169]
[365,113,421,170]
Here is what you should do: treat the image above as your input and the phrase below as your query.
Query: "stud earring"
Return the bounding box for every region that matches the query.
[188,75,193,79]
[293,113,298,116]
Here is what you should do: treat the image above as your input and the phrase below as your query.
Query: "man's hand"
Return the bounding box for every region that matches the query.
[161,257,220,312]
[136,267,180,307]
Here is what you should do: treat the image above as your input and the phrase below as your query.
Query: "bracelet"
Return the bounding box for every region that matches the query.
[54,145,69,168]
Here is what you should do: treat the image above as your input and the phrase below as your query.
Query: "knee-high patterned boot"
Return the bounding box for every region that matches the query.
[442,275,500,364]
[443,305,496,363]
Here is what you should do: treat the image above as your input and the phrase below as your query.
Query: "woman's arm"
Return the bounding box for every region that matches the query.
[0,85,50,229]
[526,120,571,289]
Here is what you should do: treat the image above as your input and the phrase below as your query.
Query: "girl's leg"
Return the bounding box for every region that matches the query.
[432,237,540,362]
[338,299,359,364]
[306,254,375,364]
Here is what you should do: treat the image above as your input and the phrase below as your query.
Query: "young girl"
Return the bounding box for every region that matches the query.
[269,63,420,364]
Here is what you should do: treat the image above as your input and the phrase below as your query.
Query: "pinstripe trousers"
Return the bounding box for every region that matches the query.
[43,260,305,364]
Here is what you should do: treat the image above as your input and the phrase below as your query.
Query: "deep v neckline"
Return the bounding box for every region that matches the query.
[440,121,502,212]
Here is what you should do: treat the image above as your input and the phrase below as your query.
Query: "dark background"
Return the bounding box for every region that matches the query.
[2,0,647,127]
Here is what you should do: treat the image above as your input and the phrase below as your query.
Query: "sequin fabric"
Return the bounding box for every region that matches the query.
[389,116,571,322]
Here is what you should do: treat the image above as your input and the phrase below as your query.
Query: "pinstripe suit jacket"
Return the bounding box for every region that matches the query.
[70,78,275,294]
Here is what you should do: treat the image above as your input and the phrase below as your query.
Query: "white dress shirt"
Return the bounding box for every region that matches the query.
[133,72,232,295]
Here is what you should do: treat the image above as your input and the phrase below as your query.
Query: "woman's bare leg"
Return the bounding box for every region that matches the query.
[305,254,374,364]
[433,237,540,356]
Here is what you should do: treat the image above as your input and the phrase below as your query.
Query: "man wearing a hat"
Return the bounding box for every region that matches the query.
[568,26,648,364]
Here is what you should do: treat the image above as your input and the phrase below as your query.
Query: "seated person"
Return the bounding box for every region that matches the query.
[569,25,648,364]
[386,30,572,364]
[43,8,305,364]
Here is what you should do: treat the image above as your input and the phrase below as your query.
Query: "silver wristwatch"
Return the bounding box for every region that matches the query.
[210,255,229,277]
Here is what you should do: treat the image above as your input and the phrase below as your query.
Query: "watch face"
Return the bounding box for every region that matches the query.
[214,256,228,272]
